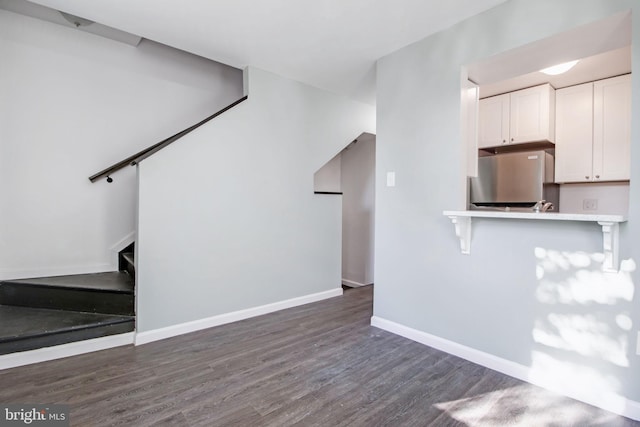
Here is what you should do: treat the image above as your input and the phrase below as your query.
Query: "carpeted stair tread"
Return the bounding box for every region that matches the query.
[0,272,135,316]
[0,305,133,342]
[121,252,134,266]
[1,272,133,293]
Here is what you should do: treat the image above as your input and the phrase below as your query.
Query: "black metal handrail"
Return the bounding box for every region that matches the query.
[89,95,248,183]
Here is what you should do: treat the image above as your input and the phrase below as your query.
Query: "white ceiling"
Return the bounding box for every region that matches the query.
[469,10,632,98]
[479,46,632,98]
[25,0,509,104]
[0,0,143,45]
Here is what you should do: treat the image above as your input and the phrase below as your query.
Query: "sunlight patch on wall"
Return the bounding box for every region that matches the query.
[535,249,634,305]
[530,248,636,409]
[533,314,629,367]
[529,351,627,412]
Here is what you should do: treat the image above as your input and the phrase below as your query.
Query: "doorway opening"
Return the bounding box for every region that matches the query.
[314,132,376,288]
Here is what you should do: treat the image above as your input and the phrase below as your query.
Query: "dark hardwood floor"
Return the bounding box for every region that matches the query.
[0,286,637,426]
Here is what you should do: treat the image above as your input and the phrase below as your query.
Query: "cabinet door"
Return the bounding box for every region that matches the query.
[478,94,509,148]
[593,74,631,181]
[554,83,594,183]
[510,84,555,144]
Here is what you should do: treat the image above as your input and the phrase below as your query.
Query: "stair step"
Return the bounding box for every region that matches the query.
[121,252,134,266]
[121,252,135,278]
[3,272,133,292]
[0,272,134,316]
[0,305,133,355]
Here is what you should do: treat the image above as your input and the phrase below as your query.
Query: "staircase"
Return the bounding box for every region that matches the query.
[0,248,135,355]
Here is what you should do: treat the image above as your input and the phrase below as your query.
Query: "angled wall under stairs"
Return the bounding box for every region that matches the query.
[136,67,375,334]
[0,250,135,355]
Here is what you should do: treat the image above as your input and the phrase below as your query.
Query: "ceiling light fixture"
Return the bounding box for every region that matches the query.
[540,60,579,76]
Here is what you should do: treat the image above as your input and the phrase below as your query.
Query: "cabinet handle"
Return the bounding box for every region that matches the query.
[511,138,514,142]
[595,175,600,179]
[585,176,590,179]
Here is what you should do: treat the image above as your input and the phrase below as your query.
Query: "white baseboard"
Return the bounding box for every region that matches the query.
[136,287,343,345]
[341,279,372,287]
[0,332,134,371]
[370,316,640,422]
[0,263,115,281]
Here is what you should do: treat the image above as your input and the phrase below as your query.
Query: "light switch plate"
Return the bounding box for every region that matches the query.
[387,172,396,187]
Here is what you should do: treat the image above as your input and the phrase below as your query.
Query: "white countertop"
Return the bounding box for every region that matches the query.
[443,210,627,223]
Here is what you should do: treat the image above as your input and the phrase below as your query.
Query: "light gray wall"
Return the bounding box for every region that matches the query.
[314,154,342,193]
[0,9,242,279]
[341,136,375,286]
[136,67,375,332]
[375,0,640,406]
[560,182,629,215]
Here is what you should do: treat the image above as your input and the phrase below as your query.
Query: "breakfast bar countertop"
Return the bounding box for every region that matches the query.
[442,209,627,272]
[442,210,627,223]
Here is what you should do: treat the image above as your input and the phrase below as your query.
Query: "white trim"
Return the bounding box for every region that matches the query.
[136,288,343,345]
[370,316,528,377]
[0,332,134,371]
[110,231,136,270]
[341,279,371,287]
[0,263,114,281]
[370,316,640,422]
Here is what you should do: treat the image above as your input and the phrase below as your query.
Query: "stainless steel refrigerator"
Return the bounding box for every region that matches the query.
[469,150,559,210]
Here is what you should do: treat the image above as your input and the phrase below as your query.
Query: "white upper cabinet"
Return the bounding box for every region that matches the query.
[593,74,631,181]
[510,84,555,144]
[478,84,555,149]
[555,74,631,183]
[478,94,509,149]
[555,82,594,182]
